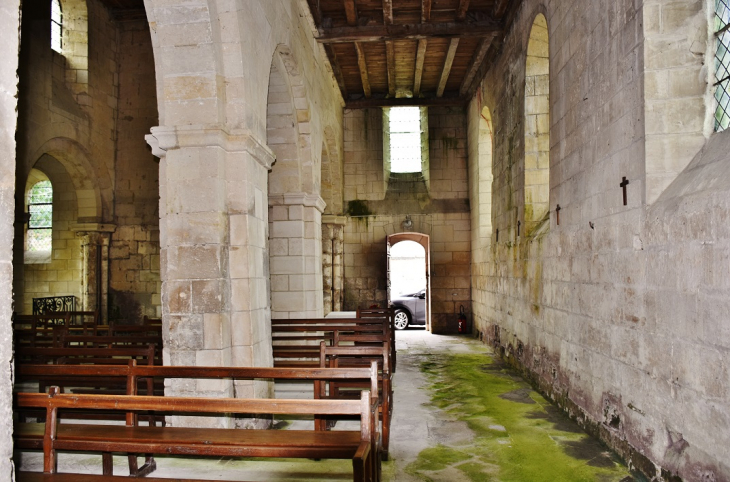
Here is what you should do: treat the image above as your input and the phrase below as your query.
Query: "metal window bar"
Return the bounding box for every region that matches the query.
[715,0,730,131]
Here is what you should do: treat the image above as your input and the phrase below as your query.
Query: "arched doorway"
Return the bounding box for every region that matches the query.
[386,233,430,331]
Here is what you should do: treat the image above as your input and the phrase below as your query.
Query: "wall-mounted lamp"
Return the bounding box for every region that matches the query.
[402,215,413,230]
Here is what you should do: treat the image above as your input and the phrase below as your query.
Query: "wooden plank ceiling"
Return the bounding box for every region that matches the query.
[306,0,522,108]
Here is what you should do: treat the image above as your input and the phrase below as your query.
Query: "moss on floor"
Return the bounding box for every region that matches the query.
[407,353,638,482]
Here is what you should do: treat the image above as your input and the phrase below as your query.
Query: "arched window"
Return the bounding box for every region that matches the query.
[524,13,550,234]
[51,0,63,53]
[714,0,730,132]
[27,180,53,256]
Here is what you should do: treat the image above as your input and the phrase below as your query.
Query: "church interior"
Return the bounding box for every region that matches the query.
[0,0,728,480]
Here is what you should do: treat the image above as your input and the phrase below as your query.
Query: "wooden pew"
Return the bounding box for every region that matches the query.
[15,362,380,478]
[14,345,157,367]
[320,342,393,460]
[16,385,380,482]
[356,308,396,372]
[17,473,228,482]
[272,317,391,368]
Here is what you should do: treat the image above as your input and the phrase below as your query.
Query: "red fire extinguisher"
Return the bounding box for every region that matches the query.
[458,305,467,334]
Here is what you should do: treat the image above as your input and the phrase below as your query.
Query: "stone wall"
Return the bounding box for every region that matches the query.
[470,0,730,479]
[342,107,471,333]
[109,19,160,321]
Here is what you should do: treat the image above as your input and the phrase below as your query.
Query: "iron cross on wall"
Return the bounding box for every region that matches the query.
[620,177,629,206]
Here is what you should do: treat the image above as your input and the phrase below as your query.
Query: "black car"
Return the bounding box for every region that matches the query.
[390,289,426,329]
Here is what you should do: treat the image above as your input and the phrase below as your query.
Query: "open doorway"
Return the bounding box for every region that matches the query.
[386,234,430,331]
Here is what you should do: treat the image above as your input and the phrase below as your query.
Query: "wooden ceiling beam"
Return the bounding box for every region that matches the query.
[316,20,501,43]
[492,0,509,18]
[459,36,494,96]
[343,0,357,25]
[413,39,428,96]
[346,96,466,109]
[386,41,396,96]
[421,0,432,22]
[383,0,393,25]
[456,0,471,21]
[436,38,459,97]
[354,43,372,98]
[383,0,395,96]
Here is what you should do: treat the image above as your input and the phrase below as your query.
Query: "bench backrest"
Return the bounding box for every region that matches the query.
[18,388,371,416]
[17,387,375,475]
[16,362,379,398]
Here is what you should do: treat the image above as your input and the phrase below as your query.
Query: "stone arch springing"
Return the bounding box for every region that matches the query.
[320,126,342,215]
[267,45,324,318]
[267,45,315,197]
[27,137,105,222]
[524,12,550,234]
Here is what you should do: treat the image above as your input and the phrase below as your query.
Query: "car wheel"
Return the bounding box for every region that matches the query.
[394,309,410,330]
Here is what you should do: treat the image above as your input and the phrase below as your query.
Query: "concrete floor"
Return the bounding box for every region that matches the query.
[15,329,635,481]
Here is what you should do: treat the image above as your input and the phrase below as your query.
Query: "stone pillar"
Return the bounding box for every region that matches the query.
[1,0,20,475]
[322,215,346,316]
[147,126,275,423]
[73,223,115,322]
[269,193,325,319]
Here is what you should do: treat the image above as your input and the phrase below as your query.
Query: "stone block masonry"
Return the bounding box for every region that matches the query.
[470,0,730,479]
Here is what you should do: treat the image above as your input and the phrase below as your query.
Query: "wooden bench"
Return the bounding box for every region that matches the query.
[14,345,157,367]
[16,386,380,482]
[16,473,227,482]
[320,342,393,460]
[356,308,396,372]
[272,317,392,369]
[15,362,381,477]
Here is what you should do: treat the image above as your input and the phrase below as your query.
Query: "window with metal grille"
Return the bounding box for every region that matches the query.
[389,107,422,173]
[27,180,52,252]
[715,0,730,131]
[51,0,62,53]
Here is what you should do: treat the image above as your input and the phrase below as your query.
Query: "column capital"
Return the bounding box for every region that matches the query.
[268,192,327,213]
[145,125,275,170]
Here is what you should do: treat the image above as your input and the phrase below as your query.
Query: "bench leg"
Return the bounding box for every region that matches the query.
[128,454,157,477]
[102,452,113,475]
[381,407,389,461]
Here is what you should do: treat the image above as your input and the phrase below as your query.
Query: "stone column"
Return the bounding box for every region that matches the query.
[322,215,346,316]
[73,223,115,322]
[147,126,275,423]
[269,193,325,319]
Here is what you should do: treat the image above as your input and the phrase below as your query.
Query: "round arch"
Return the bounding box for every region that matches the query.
[268,44,316,197]
[27,137,106,222]
[524,12,550,235]
[387,232,431,331]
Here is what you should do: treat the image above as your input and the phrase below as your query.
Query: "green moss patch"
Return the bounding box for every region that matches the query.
[407,353,636,482]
